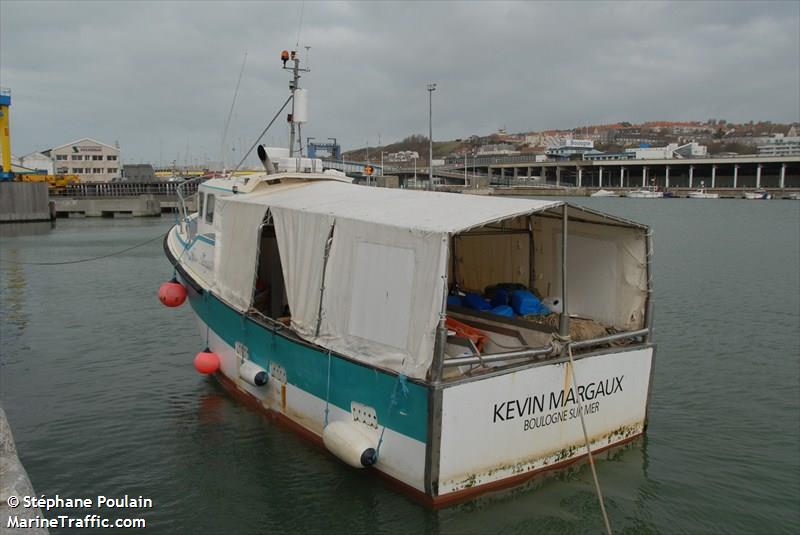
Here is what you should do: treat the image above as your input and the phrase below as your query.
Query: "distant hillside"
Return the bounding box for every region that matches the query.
[342,120,798,162]
[343,135,476,164]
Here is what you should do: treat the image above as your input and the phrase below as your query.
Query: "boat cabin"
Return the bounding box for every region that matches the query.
[184,175,652,383]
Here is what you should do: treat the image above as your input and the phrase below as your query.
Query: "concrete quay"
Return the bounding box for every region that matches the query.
[50,181,198,217]
[1,407,48,534]
[53,195,162,218]
[0,183,54,223]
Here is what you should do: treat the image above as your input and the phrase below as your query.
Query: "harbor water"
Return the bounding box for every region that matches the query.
[1,199,799,534]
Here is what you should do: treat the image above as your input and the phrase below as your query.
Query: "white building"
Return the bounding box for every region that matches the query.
[757,134,800,157]
[386,150,419,162]
[51,138,120,182]
[11,151,54,174]
[546,139,598,159]
[624,142,708,160]
[477,143,519,156]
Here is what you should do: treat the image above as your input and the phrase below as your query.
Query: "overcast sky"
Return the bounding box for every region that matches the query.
[1,1,798,166]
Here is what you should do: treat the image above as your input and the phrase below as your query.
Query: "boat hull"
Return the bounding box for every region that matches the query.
[590,189,618,197]
[166,226,655,506]
[625,190,663,198]
[687,192,720,199]
[744,191,772,200]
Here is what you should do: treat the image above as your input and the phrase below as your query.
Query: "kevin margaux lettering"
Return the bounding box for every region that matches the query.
[493,375,623,423]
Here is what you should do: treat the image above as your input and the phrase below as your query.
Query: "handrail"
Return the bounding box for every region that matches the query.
[442,327,651,368]
[176,177,208,224]
[442,345,553,367]
[569,328,650,350]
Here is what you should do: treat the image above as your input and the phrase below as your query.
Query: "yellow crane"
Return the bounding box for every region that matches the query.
[0,87,11,180]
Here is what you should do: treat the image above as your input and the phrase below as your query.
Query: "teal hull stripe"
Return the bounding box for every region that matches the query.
[189,291,429,443]
[175,233,215,250]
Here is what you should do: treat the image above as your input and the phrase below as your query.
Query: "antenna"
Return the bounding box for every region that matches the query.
[220,51,248,171]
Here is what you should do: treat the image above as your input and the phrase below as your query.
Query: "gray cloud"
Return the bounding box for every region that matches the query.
[1,0,798,166]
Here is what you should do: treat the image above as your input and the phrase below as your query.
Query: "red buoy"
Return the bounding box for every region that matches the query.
[158,279,187,307]
[194,350,220,375]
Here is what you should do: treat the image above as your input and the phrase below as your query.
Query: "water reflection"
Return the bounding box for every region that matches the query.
[0,249,28,334]
[0,221,54,238]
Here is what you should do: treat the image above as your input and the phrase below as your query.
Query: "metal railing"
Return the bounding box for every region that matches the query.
[52,181,202,197]
[442,328,650,368]
[176,177,208,228]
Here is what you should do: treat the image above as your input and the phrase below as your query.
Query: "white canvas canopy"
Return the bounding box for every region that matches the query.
[212,180,648,379]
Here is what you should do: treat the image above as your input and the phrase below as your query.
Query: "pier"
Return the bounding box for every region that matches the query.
[50,181,198,218]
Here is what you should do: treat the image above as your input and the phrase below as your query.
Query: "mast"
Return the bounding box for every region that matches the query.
[282,49,309,157]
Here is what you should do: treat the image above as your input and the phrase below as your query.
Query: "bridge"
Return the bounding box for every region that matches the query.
[378,154,800,191]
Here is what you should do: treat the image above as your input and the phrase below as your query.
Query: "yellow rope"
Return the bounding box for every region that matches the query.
[566,338,613,535]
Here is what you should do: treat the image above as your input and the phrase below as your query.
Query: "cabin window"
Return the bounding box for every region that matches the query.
[198,192,204,217]
[205,194,215,223]
[253,222,289,321]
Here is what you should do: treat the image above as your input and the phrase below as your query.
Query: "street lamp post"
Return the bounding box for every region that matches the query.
[427,83,436,189]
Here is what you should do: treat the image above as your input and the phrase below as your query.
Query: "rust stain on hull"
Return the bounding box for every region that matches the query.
[210,371,645,509]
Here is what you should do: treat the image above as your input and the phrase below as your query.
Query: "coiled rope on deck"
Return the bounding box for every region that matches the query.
[0,230,168,266]
[554,332,613,535]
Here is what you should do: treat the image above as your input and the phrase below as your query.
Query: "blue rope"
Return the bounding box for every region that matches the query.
[323,350,332,427]
[373,373,409,463]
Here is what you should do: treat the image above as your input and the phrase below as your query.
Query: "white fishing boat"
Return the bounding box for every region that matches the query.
[159,49,656,507]
[687,182,719,199]
[590,189,618,197]
[743,190,772,200]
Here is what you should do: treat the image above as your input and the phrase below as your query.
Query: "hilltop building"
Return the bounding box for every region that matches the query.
[477,143,519,156]
[386,151,419,162]
[757,133,800,157]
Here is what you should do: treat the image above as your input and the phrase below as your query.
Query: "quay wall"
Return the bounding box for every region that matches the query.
[0,407,48,534]
[0,183,52,223]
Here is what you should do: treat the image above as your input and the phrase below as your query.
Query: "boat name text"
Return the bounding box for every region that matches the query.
[492,375,624,428]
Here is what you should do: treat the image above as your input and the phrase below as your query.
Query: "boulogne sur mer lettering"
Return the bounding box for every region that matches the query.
[492,375,624,431]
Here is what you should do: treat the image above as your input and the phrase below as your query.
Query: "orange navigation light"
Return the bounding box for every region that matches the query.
[281,50,289,66]
[365,165,374,176]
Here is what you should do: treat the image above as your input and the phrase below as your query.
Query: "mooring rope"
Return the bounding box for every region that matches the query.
[558,332,613,535]
[373,373,409,463]
[0,230,168,266]
[323,350,333,427]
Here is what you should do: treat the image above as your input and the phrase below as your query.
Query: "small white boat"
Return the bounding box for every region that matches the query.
[744,190,772,200]
[786,192,800,200]
[687,182,719,199]
[625,189,663,199]
[590,189,618,197]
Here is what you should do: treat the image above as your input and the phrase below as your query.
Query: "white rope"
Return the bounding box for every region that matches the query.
[565,336,613,535]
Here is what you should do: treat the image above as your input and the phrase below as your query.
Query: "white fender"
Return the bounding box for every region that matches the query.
[239,361,268,387]
[322,421,377,468]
